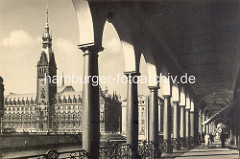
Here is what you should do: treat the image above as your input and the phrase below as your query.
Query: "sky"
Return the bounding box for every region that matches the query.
[0,0,150,100]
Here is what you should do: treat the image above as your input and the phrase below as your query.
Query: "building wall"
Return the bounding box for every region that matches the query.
[121,95,164,141]
[1,19,122,134]
[2,89,122,134]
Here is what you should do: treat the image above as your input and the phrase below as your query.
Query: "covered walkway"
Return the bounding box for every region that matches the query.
[71,0,240,158]
[176,140,239,159]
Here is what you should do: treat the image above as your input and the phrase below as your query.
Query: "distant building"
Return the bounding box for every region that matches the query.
[0,76,4,134]
[99,87,122,133]
[2,13,121,134]
[121,95,163,140]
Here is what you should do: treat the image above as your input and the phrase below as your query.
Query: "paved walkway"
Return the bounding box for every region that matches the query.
[176,140,239,159]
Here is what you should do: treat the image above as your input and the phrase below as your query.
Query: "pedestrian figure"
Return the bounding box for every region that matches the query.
[198,133,202,143]
[205,133,210,145]
[220,131,226,148]
[209,133,214,144]
[201,132,205,142]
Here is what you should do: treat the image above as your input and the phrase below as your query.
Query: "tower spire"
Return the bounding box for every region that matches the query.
[42,6,52,47]
[46,5,49,24]
[45,6,49,29]
[62,72,65,87]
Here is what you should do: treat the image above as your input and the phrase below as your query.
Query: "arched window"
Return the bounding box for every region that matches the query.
[73,95,77,103]
[9,98,12,105]
[63,96,67,103]
[68,96,72,103]
[17,98,21,105]
[58,96,62,103]
[78,95,82,103]
[13,98,16,105]
[22,98,25,105]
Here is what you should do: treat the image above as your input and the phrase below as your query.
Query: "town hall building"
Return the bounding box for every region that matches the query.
[2,13,122,134]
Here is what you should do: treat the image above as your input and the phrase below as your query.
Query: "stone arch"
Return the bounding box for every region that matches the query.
[198,90,233,111]
[72,0,106,47]
[179,86,186,106]
[185,93,191,109]
[110,22,140,73]
[159,66,172,97]
[214,116,227,126]
[141,47,160,87]
[73,0,141,73]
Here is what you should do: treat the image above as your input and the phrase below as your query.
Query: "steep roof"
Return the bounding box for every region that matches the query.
[37,51,48,66]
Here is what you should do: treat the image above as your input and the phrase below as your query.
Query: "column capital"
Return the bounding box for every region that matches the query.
[148,86,160,91]
[163,95,171,98]
[173,101,180,104]
[78,43,104,54]
[124,71,141,77]
[179,105,185,108]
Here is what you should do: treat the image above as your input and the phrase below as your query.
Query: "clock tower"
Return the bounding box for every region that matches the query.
[36,10,57,129]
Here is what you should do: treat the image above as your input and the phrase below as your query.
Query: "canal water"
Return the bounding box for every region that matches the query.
[1,143,82,159]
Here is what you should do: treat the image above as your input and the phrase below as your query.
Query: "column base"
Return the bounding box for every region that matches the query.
[230,140,235,145]
[165,140,173,153]
[186,137,192,149]
[151,145,162,158]
[176,141,181,150]
[166,146,173,153]
[180,137,187,148]
[172,138,181,150]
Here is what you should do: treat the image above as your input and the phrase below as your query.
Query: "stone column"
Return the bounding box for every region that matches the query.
[80,45,103,159]
[210,122,213,134]
[125,72,139,157]
[229,114,235,145]
[185,108,190,148]
[209,122,212,134]
[212,122,215,134]
[235,111,238,146]
[149,86,159,156]
[190,111,194,138]
[206,123,209,134]
[212,122,214,133]
[190,100,195,145]
[163,95,172,153]
[179,87,186,148]
[180,106,186,147]
[230,128,234,145]
[173,102,181,150]
[158,101,163,134]
[199,112,203,134]
[202,114,206,133]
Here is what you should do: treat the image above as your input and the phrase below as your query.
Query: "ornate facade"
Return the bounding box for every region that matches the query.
[121,95,163,140]
[2,14,122,134]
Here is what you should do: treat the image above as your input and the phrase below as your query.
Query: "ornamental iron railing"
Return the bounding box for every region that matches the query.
[12,149,88,159]
[9,137,199,159]
[10,141,162,159]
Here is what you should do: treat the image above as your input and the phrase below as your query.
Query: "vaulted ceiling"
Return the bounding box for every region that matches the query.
[89,0,240,114]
